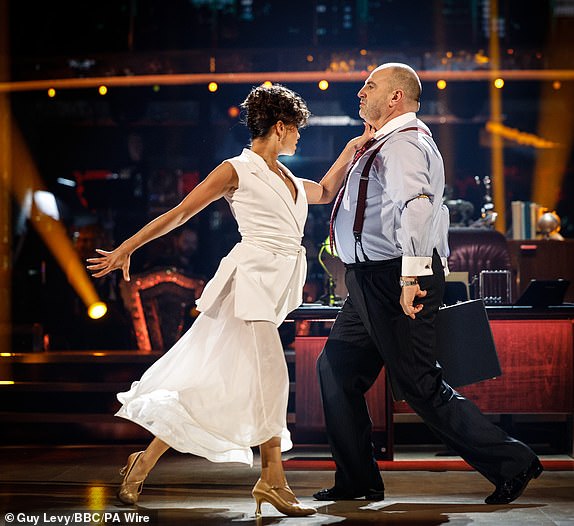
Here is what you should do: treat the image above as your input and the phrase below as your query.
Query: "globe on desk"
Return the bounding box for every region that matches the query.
[537,211,564,240]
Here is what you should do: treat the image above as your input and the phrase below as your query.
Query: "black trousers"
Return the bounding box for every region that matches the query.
[317,252,538,493]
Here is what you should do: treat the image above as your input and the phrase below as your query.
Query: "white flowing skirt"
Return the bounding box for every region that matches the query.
[115,281,292,466]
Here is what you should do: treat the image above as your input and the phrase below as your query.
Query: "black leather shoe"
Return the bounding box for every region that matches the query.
[313,487,385,501]
[485,458,543,505]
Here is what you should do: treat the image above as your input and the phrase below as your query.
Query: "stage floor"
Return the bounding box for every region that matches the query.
[1,445,573,525]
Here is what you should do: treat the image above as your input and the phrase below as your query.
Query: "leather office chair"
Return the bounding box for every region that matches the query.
[447,227,512,302]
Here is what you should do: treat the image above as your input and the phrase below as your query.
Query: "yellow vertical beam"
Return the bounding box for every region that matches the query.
[0,0,11,353]
[489,0,506,234]
[433,0,455,189]
[532,83,574,209]
[533,15,574,210]
[438,92,455,189]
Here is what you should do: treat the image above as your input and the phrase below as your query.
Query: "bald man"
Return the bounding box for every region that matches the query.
[314,63,542,505]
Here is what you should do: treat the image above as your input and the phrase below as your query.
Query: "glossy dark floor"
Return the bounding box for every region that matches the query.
[1,445,573,525]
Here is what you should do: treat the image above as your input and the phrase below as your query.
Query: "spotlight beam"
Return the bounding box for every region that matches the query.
[10,125,104,314]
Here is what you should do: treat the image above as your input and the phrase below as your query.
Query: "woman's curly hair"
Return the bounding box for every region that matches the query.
[240,84,310,139]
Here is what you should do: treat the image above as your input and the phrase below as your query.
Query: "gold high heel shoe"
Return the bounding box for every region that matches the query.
[117,451,147,505]
[252,478,316,517]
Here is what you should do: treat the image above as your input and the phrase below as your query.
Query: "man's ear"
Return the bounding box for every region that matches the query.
[388,89,403,109]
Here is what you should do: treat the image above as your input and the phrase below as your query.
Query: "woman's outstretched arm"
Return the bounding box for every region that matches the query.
[86,161,237,281]
[302,123,375,205]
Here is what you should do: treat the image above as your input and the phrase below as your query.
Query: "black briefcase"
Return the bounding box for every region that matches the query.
[436,298,501,387]
[391,299,501,401]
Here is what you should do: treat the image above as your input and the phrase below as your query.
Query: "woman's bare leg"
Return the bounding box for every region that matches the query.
[126,437,170,482]
[117,437,170,504]
[259,436,299,504]
[254,436,316,516]
[259,437,287,486]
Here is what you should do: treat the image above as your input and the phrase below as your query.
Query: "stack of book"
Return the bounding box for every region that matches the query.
[511,201,542,240]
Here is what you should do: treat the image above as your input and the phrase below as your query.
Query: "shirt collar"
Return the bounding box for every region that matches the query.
[374,112,417,139]
[242,148,269,171]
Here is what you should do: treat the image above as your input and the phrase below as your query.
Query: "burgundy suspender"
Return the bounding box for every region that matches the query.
[351,140,388,261]
[328,138,376,255]
[350,126,431,262]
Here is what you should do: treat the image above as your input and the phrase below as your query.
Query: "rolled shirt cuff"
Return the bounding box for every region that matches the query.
[401,256,450,277]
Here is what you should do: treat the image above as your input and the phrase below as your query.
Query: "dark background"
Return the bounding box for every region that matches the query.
[6,0,573,349]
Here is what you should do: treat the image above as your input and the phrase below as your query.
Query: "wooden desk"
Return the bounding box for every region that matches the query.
[508,239,574,302]
[287,305,574,455]
[393,315,573,414]
[292,335,393,459]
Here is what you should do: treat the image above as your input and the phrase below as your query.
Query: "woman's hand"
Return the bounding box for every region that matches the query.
[348,121,376,153]
[304,121,377,205]
[86,247,132,281]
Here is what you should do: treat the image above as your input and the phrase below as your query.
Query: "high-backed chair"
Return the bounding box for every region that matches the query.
[119,267,205,351]
[447,227,512,301]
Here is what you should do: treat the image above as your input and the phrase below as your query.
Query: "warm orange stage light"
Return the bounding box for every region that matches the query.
[227,106,240,118]
[486,122,560,149]
[10,126,106,318]
[88,302,108,320]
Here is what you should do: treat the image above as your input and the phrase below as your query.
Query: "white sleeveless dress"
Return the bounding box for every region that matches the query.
[115,149,308,466]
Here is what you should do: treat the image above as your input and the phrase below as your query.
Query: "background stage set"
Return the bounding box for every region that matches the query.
[1,1,574,524]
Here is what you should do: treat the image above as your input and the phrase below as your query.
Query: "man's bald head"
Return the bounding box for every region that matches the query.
[372,63,422,108]
[357,62,422,128]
